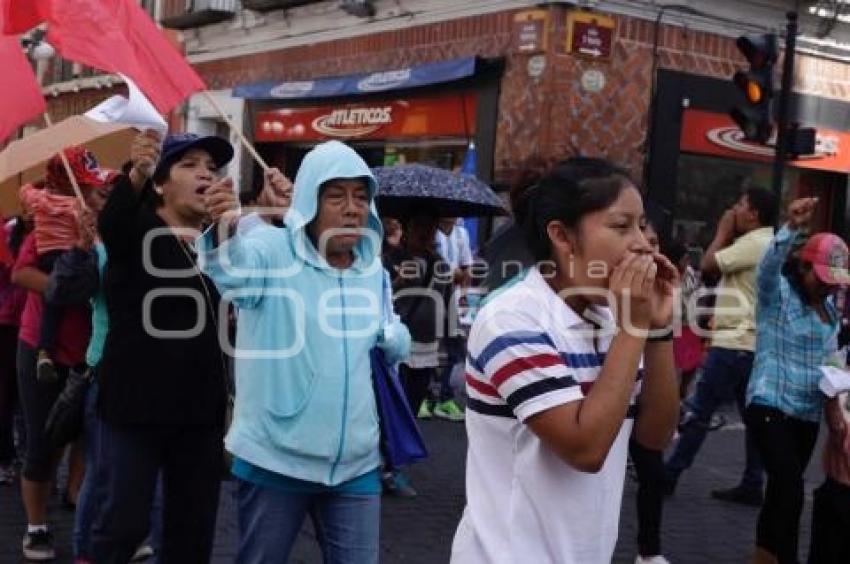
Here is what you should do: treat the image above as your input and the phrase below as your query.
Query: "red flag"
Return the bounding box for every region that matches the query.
[0,13,46,143]
[45,0,206,114]
[2,0,48,34]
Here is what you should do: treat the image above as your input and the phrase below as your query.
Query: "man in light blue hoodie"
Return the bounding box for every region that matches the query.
[197,140,410,563]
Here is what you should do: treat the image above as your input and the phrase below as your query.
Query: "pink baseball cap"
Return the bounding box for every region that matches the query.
[799,233,850,286]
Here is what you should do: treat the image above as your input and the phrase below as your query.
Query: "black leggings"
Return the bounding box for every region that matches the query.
[629,438,666,557]
[0,324,19,464]
[399,365,434,413]
[747,404,820,564]
[808,477,850,563]
[16,341,70,481]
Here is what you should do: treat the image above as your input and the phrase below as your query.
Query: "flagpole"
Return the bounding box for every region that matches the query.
[202,92,269,173]
[42,114,88,210]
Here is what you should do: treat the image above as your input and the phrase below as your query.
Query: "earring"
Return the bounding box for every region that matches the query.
[154,187,164,196]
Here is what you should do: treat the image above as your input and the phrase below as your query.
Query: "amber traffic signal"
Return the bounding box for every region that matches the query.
[730,34,778,144]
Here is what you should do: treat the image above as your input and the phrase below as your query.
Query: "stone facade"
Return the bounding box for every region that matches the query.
[191,7,850,185]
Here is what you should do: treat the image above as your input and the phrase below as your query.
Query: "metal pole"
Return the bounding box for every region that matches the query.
[772,11,798,198]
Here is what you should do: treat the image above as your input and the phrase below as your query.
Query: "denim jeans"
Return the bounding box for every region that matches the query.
[665,347,764,490]
[73,381,164,560]
[236,478,380,564]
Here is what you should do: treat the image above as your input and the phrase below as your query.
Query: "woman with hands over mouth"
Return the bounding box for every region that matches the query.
[451,157,680,564]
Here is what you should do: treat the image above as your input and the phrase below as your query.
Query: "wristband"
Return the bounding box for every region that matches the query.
[647,328,674,342]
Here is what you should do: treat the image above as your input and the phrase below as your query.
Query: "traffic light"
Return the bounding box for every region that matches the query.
[730,34,778,144]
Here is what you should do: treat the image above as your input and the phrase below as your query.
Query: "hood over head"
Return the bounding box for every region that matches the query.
[284,141,382,270]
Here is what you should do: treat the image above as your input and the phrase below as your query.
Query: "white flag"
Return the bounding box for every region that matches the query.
[85,74,168,135]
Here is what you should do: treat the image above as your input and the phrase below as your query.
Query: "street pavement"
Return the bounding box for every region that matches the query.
[0,408,825,563]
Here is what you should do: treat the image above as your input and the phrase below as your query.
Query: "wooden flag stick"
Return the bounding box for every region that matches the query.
[42,112,88,210]
[202,91,269,173]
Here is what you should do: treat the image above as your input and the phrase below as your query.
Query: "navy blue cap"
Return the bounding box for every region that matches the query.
[155,133,234,178]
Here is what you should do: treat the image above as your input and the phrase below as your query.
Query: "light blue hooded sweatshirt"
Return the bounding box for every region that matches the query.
[197,141,410,486]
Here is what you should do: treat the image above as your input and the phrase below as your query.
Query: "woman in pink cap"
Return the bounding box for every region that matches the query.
[745,197,850,564]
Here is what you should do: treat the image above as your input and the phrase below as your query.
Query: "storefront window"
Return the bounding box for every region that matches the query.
[379,141,467,170]
[673,153,839,254]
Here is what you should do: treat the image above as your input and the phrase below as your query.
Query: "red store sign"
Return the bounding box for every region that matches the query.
[566,11,615,61]
[255,95,477,142]
[680,109,850,174]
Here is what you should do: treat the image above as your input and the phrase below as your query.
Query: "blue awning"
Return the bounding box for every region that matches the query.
[232,57,476,100]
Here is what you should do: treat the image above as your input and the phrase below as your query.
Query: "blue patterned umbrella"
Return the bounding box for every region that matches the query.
[372,163,506,217]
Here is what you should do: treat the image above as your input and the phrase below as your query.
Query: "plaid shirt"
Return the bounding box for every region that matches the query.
[747,225,839,422]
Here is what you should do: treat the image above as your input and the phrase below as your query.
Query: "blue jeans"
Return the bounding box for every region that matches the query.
[665,347,764,490]
[73,381,164,559]
[236,478,380,564]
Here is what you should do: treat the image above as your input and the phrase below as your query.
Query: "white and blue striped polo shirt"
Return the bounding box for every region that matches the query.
[451,267,641,564]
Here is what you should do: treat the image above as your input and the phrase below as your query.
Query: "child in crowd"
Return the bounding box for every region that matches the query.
[18,147,116,382]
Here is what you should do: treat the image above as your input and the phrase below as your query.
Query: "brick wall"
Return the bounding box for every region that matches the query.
[44,85,127,122]
[193,7,850,183]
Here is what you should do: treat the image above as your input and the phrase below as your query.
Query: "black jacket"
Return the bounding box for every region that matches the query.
[97,174,226,427]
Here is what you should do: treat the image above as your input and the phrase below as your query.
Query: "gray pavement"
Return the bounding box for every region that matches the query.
[0,410,825,563]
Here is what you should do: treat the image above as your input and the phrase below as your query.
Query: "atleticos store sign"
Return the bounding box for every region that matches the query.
[680,109,850,173]
[255,94,477,142]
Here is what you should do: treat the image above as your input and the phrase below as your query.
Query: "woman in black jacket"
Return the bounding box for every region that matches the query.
[91,131,233,563]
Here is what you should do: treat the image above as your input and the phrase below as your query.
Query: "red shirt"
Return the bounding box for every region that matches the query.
[13,233,90,366]
[0,220,26,326]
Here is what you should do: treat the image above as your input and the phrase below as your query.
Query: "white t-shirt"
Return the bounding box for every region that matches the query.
[435,221,473,271]
[436,222,474,332]
[451,267,641,564]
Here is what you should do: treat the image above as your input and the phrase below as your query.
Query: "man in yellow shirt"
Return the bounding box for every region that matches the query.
[663,187,778,506]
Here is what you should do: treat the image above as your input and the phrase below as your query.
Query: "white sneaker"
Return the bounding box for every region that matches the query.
[636,556,671,564]
[131,544,155,562]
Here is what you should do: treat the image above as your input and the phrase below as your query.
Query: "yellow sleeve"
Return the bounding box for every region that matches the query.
[714,236,763,274]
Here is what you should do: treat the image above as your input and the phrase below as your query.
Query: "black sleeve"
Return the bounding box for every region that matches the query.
[98,173,149,260]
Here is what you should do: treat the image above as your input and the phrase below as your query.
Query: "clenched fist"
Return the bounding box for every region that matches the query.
[204,177,240,225]
[787,197,818,231]
[129,130,163,189]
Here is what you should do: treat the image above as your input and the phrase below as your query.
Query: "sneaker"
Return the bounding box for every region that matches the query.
[0,464,15,485]
[433,399,464,422]
[636,555,671,564]
[710,485,763,507]
[417,400,433,419]
[131,544,155,562]
[381,471,418,498]
[22,529,55,561]
[36,352,57,383]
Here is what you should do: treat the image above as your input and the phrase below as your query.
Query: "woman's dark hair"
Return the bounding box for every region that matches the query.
[152,154,180,187]
[511,157,635,261]
[8,215,31,258]
[665,239,689,265]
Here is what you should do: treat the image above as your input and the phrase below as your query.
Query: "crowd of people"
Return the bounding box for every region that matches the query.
[0,128,848,564]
